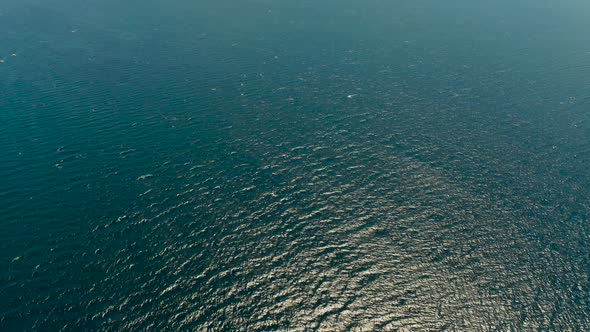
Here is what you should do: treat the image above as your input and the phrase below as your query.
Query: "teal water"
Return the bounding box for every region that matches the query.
[1,0,590,330]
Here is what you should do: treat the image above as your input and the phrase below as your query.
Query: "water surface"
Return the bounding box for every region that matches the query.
[1,0,590,330]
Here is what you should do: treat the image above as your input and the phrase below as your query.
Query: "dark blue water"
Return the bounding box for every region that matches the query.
[1,0,590,330]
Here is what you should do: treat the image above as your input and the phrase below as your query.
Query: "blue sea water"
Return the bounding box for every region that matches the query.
[1,0,590,330]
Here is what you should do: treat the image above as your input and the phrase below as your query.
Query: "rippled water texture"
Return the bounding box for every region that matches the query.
[1,0,590,330]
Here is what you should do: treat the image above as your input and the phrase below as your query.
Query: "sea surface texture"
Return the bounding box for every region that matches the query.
[1,0,590,330]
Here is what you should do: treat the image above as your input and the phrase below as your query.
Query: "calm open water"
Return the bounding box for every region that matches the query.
[1,0,590,330]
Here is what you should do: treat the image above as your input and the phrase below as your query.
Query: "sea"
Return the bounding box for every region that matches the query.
[1,0,590,330]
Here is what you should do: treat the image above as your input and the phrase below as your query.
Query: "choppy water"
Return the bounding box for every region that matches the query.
[2,0,590,330]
